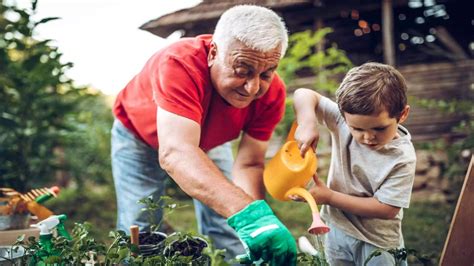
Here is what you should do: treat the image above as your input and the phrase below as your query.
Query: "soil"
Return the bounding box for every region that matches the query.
[139,232,166,245]
[167,237,208,259]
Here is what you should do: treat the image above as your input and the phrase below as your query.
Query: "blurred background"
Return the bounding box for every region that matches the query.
[1,0,472,264]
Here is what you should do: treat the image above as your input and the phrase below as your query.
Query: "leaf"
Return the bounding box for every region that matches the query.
[364,249,383,266]
[35,17,61,26]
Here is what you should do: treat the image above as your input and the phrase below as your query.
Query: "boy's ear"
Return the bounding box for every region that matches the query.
[398,105,410,123]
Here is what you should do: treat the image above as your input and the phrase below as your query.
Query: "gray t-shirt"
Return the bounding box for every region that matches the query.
[317,96,416,249]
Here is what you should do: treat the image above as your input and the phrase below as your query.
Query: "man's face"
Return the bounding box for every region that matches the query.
[208,40,281,108]
[344,107,409,150]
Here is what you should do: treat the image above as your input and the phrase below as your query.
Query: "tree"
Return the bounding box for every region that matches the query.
[276,28,353,135]
[0,0,112,191]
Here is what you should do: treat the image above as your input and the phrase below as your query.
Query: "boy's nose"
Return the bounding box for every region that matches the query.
[363,132,376,141]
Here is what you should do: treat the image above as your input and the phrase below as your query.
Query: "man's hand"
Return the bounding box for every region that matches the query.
[227,200,297,265]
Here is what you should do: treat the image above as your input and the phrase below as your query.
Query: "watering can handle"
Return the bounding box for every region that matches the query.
[287,121,298,142]
[288,121,316,154]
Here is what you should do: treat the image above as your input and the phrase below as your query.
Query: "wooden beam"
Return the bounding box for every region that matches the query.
[435,26,469,60]
[382,0,395,66]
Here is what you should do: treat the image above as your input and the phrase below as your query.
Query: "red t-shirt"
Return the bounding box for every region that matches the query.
[113,35,286,151]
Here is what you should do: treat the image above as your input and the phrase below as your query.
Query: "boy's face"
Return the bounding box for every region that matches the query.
[344,106,409,150]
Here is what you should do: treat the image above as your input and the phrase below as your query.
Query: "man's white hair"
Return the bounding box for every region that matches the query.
[213,5,288,58]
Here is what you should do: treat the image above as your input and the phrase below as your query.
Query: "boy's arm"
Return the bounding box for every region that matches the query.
[293,88,322,156]
[311,176,401,219]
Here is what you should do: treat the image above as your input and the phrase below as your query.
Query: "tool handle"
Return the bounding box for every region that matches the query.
[27,201,53,220]
[130,225,140,256]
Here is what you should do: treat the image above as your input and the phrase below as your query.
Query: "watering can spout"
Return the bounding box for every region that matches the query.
[285,187,330,235]
[309,212,330,235]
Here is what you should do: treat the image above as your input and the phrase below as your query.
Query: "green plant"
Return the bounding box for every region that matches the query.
[278,28,353,95]
[11,196,218,265]
[0,0,113,192]
[364,247,432,266]
[138,195,188,233]
[297,252,329,266]
[275,28,352,137]
[414,97,473,199]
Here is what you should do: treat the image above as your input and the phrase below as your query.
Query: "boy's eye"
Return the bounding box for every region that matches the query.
[374,127,388,131]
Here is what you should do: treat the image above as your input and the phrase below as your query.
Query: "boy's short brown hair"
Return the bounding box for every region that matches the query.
[335,62,408,120]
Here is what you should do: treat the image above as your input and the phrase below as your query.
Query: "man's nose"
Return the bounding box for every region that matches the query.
[244,77,260,96]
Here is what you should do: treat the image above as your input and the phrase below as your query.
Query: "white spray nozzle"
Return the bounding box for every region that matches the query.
[31,215,60,235]
[298,236,319,256]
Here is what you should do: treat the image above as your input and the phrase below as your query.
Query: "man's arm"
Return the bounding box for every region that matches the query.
[157,107,252,217]
[232,133,269,200]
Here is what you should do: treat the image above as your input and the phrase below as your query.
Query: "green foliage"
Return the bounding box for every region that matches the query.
[62,93,114,189]
[138,195,189,233]
[275,28,352,137]
[414,97,473,198]
[278,28,353,95]
[403,201,455,264]
[0,0,113,191]
[297,252,329,266]
[275,97,295,137]
[364,247,432,266]
[12,196,220,265]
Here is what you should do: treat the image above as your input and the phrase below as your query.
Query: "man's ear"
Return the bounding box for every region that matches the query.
[398,105,410,123]
[208,42,217,67]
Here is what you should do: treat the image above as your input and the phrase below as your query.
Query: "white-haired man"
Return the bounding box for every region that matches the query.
[112,5,296,264]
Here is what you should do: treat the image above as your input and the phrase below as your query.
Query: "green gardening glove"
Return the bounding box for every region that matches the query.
[227,200,297,265]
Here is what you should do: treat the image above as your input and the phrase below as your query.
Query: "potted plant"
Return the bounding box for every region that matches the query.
[162,232,210,265]
[7,195,230,265]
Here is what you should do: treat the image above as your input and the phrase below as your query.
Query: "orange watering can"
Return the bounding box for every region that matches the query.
[263,122,329,234]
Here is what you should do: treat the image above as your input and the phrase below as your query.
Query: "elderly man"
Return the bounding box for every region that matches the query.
[111,5,296,264]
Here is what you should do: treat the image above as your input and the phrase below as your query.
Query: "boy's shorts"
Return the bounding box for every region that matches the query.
[324,223,407,266]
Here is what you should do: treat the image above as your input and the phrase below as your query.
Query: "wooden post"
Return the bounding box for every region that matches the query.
[382,0,395,66]
[440,156,474,265]
[314,18,327,87]
[130,225,140,256]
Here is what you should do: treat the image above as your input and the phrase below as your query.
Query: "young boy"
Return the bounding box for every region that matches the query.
[293,62,416,265]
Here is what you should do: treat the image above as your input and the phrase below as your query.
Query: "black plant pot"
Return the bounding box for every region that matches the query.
[163,233,210,265]
[138,231,167,257]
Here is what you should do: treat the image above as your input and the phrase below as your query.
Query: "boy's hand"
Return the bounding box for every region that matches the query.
[294,123,319,157]
[309,174,333,205]
[290,175,333,205]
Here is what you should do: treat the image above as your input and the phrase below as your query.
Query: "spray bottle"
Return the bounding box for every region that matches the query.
[30,214,71,265]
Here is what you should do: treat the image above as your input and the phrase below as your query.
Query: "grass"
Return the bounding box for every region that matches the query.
[403,201,455,263]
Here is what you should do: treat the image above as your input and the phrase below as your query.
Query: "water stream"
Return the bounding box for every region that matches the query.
[311,234,329,266]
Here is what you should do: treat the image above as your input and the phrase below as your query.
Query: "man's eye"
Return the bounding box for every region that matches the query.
[260,72,272,80]
[352,127,363,132]
[235,68,249,77]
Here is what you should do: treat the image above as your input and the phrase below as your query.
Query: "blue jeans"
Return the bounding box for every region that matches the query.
[111,119,244,259]
[324,223,407,266]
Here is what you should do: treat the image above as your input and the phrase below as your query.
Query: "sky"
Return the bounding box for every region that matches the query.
[16,0,202,95]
